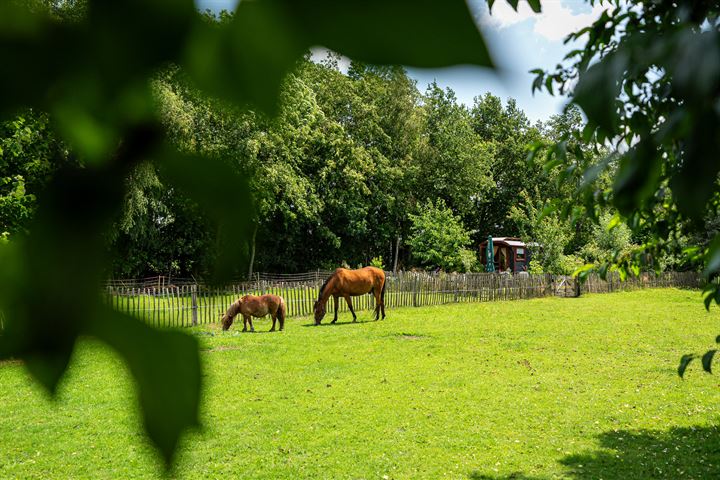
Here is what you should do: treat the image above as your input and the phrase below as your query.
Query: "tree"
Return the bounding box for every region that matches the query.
[407,199,477,272]
[0,111,70,239]
[470,93,546,241]
[417,83,494,235]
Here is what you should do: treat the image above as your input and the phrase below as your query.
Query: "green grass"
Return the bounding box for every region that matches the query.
[2,289,720,479]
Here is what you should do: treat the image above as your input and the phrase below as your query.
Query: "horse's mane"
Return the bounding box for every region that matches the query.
[317,274,333,301]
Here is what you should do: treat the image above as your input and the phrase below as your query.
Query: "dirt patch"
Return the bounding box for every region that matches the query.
[205,345,243,353]
[518,359,536,375]
[392,333,428,341]
[0,359,24,367]
[200,323,223,332]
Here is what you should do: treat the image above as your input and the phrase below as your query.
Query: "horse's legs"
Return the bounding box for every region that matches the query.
[331,295,339,324]
[344,295,357,322]
[270,314,276,332]
[242,316,247,332]
[373,289,382,321]
[245,315,254,332]
[380,285,386,320]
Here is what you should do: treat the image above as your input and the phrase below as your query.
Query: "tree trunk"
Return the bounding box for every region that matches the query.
[393,235,401,273]
[247,223,258,281]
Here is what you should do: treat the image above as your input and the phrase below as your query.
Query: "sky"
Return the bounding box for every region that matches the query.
[194,0,607,122]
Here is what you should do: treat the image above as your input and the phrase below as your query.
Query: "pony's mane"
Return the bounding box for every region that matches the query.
[225,299,243,318]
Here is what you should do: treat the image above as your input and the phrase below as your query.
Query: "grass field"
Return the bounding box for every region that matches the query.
[2,289,720,479]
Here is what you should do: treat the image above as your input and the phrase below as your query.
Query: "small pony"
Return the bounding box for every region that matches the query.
[221,294,286,332]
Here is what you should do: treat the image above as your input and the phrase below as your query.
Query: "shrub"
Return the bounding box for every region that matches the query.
[370,256,385,270]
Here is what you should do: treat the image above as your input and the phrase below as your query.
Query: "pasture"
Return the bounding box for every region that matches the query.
[1,289,720,479]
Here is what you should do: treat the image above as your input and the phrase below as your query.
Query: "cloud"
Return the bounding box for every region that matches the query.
[478,0,609,43]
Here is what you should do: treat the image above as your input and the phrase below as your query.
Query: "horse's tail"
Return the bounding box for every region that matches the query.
[278,297,286,330]
[381,274,386,302]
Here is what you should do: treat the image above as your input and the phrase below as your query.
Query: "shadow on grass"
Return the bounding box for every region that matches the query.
[469,425,720,479]
[301,320,369,327]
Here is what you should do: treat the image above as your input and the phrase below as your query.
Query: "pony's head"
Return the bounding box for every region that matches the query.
[313,300,326,324]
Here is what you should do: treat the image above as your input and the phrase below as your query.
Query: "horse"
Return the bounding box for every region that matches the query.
[313,266,386,325]
[221,294,286,332]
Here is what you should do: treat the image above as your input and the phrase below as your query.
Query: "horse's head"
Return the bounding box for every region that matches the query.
[313,300,326,325]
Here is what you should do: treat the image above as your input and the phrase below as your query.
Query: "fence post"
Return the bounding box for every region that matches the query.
[191,285,198,327]
[413,276,419,307]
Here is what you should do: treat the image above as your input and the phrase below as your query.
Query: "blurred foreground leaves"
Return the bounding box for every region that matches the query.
[0,0,492,467]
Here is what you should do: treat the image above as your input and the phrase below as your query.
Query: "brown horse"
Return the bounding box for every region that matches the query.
[313,267,386,325]
[221,294,286,332]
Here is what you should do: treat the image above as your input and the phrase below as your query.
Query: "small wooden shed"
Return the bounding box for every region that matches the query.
[479,237,531,273]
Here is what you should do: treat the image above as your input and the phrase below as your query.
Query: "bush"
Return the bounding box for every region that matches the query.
[407,199,475,272]
[458,249,479,273]
[558,254,584,276]
[528,259,544,275]
[370,256,385,270]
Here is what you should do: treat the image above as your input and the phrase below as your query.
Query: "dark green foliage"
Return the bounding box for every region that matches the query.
[0,0,494,468]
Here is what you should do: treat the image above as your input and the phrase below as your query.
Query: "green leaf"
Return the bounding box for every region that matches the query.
[704,235,720,277]
[703,288,715,311]
[574,50,628,135]
[545,75,554,95]
[607,213,622,231]
[189,0,493,113]
[532,74,544,94]
[0,156,137,392]
[526,0,541,13]
[158,149,255,284]
[90,308,201,466]
[678,354,696,378]
[573,263,595,280]
[613,140,662,216]
[618,266,628,282]
[669,110,720,219]
[701,350,717,374]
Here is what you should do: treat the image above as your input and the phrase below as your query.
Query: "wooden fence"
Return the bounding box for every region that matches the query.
[103,270,702,328]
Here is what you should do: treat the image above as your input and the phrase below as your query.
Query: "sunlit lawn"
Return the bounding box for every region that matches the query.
[1,289,720,479]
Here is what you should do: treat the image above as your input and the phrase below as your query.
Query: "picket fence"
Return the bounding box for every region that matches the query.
[103,270,702,328]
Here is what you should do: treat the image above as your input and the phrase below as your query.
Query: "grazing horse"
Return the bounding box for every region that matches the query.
[313,267,386,325]
[221,294,286,332]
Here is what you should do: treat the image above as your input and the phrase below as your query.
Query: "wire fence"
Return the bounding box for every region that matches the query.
[102,270,703,328]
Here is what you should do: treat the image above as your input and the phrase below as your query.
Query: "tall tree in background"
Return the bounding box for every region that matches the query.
[470,93,544,241]
[417,83,494,236]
